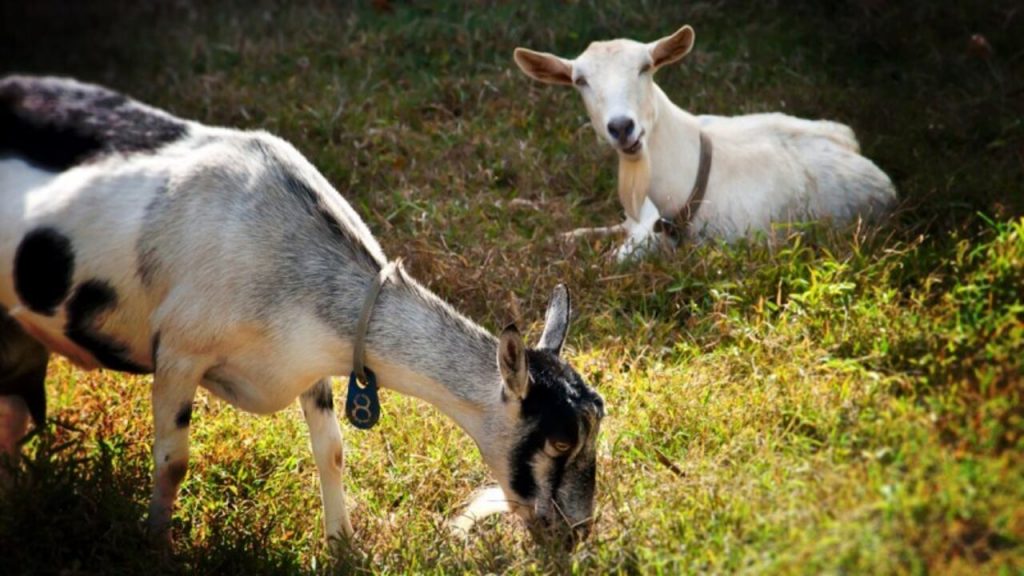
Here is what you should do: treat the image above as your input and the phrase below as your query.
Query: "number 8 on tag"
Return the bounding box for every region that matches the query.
[346,368,380,429]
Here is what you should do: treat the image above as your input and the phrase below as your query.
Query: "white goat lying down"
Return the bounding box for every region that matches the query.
[514,25,897,260]
[0,75,604,548]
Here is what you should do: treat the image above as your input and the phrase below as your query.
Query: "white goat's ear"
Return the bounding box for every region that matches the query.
[649,25,695,69]
[498,324,529,399]
[538,284,571,355]
[513,48,574,86]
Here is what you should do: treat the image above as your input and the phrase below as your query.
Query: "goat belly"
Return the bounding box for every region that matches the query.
[9,311,100,370]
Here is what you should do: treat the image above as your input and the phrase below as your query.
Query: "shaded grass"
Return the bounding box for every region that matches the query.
[1,0,1023,573]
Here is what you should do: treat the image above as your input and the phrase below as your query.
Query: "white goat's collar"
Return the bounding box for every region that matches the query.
[353,260,400,382]
[657,130,713,241]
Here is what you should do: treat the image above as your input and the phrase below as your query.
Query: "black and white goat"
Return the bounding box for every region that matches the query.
[0,75,604,547]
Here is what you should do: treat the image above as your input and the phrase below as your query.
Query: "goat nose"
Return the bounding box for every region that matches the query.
[606,117,635,143]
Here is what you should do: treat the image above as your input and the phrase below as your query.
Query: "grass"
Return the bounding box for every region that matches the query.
[1,0,1023,573]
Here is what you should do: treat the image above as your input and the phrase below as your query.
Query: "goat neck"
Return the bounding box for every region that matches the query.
[347,269,505,462]
[625,84,705,220]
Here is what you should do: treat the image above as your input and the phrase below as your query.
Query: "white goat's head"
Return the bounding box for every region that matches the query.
[514,25,695,157]
[493,285,604,544]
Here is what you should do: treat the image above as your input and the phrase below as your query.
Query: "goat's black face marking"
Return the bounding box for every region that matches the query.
[175,402,193,428]
[0,75,188,171]
[65,280,148,374]
[509,350,602,501]
[13,227,75,316]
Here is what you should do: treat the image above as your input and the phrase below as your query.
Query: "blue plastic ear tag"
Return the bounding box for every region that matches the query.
[346,368,380,429]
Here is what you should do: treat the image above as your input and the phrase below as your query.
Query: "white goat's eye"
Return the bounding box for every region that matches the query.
[574,76,588,88]
[639,63,652,75]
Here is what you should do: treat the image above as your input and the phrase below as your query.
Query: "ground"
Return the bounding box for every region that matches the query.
[0,1,1022,574]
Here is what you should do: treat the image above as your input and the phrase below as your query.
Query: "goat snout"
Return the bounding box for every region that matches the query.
[606,117,635,145]
[527,515,588,551]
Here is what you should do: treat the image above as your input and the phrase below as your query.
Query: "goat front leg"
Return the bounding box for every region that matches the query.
[300,378,354,546]
[614,197,663,262]
[564,198,664,262]
[147,345,202,544]
[560,222,628,239]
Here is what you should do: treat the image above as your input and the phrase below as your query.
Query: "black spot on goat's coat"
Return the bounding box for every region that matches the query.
[0,75,188,171]
[175,403,193,428]
[281,171,381,266]
[13,227,75,316]
[508,350,602,500]
[65,280,148,374]
[301,380,335,414]
[284,173,349,240]
[315,384,334,411]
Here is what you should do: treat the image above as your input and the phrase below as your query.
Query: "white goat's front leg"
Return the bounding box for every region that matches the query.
[300,379,354,544]
[147,346,202,541]
[614,197,662,262]
[561,222,628,239]
[449,485,510,539]
[563,199,663,262]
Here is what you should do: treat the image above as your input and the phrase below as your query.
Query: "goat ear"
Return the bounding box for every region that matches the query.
[649,25,695,69]
[513,48,574,86]
[538,284,571,355]
[498,324,529,399]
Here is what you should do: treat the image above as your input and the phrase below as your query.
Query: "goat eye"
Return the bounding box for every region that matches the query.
[639,63,652,75]
[552,440,573,454]
[574,76,588,88]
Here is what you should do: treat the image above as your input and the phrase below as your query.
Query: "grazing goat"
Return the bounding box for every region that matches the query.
[0,75,604,548]
[514,25,897,260]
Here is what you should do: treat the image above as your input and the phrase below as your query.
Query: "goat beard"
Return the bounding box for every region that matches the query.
[617,152,651,222]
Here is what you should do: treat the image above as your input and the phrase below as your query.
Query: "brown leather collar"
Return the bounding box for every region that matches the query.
[655,131,712,242]
[352,260,399,384]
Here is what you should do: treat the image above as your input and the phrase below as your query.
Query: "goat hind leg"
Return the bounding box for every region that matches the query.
[300,378,354,546]
[0,395,30,483]
[0,320,49,483]
[0,365,46,484]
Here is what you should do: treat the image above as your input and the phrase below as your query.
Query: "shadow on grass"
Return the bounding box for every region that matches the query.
[0,425,559,575]
[0,426,307,576]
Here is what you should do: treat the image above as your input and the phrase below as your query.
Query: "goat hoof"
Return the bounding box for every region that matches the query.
[145,515,174,550]
[148,527,174,557]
